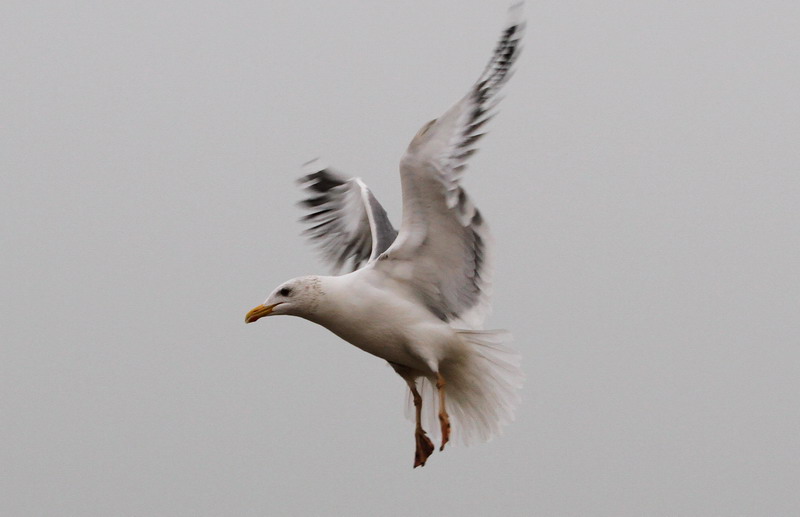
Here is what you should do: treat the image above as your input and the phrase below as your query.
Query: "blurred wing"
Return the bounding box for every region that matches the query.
[377,5,524,328]
[298,162,397,273]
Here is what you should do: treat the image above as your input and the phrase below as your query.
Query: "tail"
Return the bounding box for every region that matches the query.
[406,330,523,445]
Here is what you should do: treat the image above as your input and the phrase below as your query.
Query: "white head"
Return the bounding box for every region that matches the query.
[244,275,323,323]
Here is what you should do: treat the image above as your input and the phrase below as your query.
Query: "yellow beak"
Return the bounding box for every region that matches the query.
[244,303,281,323]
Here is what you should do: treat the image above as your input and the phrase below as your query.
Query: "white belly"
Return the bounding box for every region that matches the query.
[308,270,458,372]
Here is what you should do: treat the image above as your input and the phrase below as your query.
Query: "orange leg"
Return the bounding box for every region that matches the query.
[405,379,435,468]
[437,373,451,451]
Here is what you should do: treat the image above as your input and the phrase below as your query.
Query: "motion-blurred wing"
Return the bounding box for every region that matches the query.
[377,5,524,328]
[298,162,397,273]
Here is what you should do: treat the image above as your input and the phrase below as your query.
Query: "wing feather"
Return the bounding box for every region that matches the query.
[298,162,397,273]
[376,5,524,328]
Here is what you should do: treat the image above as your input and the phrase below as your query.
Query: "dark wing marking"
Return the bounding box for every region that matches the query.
[298,163,397,273]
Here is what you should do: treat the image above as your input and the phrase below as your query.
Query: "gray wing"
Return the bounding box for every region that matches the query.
[376,5,524,328]
[298,162,397,273]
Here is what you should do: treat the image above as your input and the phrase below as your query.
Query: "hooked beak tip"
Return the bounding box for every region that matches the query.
[244,303,279,324]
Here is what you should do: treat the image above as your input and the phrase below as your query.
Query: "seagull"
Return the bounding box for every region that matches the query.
[246,4,525,468]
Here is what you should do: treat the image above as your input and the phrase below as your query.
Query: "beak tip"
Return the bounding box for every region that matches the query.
[245,303,278,324]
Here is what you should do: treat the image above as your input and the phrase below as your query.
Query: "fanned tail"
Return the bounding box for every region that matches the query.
[404,330,523,446]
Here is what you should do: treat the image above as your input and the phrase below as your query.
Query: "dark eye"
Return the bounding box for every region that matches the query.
[279,287,292,297]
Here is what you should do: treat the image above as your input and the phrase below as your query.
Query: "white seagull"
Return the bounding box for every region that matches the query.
[246,5,525,468]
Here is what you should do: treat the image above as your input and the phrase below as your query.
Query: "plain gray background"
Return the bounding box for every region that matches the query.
[2,1,799,515]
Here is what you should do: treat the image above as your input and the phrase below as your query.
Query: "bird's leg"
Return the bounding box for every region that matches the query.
[405,379,434,468]
[437,372,451,451]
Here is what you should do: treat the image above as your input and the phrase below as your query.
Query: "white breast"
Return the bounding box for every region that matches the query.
[307,269,458,372]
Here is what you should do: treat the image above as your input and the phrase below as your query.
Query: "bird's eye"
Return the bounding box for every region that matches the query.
[279,287,292,297]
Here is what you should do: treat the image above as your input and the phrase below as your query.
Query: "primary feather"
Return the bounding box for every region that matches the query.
[298,161,397,273]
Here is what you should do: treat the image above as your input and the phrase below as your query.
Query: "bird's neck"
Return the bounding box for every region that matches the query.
[299,274,352,329]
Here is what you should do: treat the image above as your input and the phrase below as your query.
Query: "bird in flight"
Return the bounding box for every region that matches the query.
[246,4,525,468]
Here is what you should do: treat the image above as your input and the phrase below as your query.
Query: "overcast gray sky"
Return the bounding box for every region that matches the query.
[2,1,799,515]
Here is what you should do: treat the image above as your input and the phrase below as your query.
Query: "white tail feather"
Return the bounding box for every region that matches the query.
[403,330,523,446]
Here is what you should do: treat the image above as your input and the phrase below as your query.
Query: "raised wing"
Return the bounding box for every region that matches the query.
[376,5,524,328]
[298,161,397,273]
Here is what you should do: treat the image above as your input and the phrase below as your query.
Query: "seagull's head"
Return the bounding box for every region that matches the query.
[245,275,323,323]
